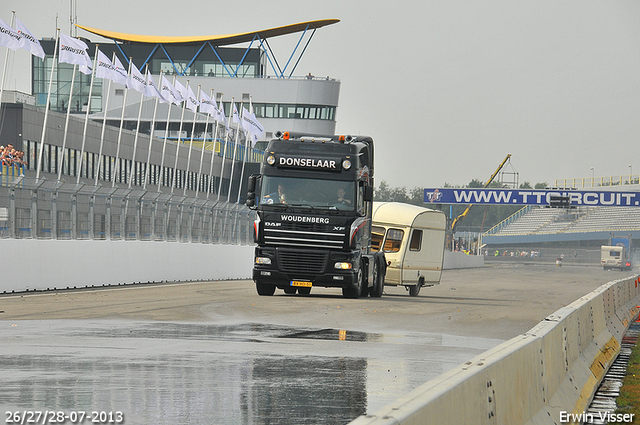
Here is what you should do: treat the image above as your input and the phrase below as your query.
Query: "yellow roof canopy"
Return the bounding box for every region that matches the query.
[76,19,340,45]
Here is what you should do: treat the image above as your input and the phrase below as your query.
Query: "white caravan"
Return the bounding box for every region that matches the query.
[372,202,447,296]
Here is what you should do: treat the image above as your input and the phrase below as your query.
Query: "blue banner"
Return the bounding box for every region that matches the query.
[423,188,640,207]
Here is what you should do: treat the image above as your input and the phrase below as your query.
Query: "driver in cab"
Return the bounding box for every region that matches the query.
[334,187,352,206]
[262,184,287,204]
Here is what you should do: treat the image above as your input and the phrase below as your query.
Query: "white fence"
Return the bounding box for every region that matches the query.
[0,239,254,293]
[0,176,256,292]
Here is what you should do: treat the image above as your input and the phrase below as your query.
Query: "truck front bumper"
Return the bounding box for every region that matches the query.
[252,247,360,289]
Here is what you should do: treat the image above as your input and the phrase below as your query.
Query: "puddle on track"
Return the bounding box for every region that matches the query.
[0,321,501,424]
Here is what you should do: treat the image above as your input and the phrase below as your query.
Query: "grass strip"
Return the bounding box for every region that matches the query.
[609,326,640,424]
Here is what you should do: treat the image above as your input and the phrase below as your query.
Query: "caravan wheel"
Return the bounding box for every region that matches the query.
[408,277,424,297]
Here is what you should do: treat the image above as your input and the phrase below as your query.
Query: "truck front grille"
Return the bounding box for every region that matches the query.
[264,223,344,250]
[278,249,328,274]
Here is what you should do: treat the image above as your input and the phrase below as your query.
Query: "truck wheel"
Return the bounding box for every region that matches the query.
[360,262,370,298]
[256,281,276,296]
[298,287,311,295]
[369,261,383,298]
[283,286,297,294]
[342,266,363,299]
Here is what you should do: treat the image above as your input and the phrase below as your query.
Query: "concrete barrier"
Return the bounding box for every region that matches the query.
[0,239,254,293]
[443,251,484,269]
[351,275,640,425]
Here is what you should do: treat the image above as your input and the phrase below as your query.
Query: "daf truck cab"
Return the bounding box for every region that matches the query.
[246,132,386,298]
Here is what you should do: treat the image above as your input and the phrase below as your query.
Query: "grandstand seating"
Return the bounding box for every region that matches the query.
[486,205,640,236]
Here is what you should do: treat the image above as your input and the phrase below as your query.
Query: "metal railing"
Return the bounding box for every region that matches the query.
[0,172,254,245]
[555,175,640,188]
[483,205,532,235]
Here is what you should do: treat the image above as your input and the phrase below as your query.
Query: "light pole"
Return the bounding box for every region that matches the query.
[591,167,594,186]
[629,164,633,184]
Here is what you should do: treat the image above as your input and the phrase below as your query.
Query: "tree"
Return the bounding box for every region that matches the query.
[534,182,548,189]
[374,180,391,201]
[520,181,532,189]
[468,179,484,188]
[409,187,424,206]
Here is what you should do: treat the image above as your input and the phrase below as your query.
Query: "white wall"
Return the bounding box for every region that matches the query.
[443,251,485,269]
[0,239,254,293]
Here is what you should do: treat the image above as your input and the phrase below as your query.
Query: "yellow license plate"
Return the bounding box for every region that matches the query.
[291,280,312,287]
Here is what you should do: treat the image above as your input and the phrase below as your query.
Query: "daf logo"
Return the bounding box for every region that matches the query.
[265,222,281,227]
[333,226,345,231]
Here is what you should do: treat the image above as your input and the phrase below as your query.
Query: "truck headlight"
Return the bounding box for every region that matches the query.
[256,257,272,265]
[334,262,352,270]
[266,155,276,165]
[342,159,351,170]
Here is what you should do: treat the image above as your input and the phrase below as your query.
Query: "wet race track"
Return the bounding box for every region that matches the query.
[0,263,626,424]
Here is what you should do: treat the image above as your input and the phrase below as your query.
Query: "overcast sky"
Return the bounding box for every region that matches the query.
[2,0,640,189]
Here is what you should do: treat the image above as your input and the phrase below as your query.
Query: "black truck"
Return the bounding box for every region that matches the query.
[246,132,386,298]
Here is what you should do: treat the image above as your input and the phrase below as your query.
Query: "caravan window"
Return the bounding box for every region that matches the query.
[383,229,404,253]
[371,226,385,252]
[409,229,422,251]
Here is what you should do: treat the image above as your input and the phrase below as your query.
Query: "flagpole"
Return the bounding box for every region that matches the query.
[36,28,60,181]
[0,11,16,119]
[227,100,243,203]
[216,97,230,202]
[211,95,225,240]
[127,65,148,189]
[143,70,163,190]
[94,52,115,186]
[158,75,176,192]
[195,88,213,198]
[57,63,77,182]
[207,93,222,200]
[77,45,99,185]
[236,98,252,204]
[183,85,201,196]
[171,79,189,193]
[111,57,132,188]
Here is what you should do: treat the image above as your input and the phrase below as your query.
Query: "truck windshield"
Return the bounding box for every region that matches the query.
[259,176,356,211]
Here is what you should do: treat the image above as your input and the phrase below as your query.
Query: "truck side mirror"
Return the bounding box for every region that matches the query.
[364,185,374,202]
[246,175,259,207]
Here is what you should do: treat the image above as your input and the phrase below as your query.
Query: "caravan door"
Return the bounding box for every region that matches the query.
[401,224,445,286]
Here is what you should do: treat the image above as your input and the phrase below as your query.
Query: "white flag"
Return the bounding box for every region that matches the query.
[145,73,164,102]
[174,80,190,104]
[112,56,128,86]
[0,18,21,51]
[232,102,244,129]
[14,18,45,59]
[59,33,92,75]
[160,76,181,105]
[199,91,218,116]
[185,85,199,112]
[219,103,229,132]
[95,49,117,81]
[242,107,265,147]
[127,62,147,95]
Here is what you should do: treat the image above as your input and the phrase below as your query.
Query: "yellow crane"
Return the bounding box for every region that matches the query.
[449,154,512,235]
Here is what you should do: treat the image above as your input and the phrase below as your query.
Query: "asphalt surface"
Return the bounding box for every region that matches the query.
[0,263,629,424]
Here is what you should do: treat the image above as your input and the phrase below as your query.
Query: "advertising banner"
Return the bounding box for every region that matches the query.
[423,188,640,207]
